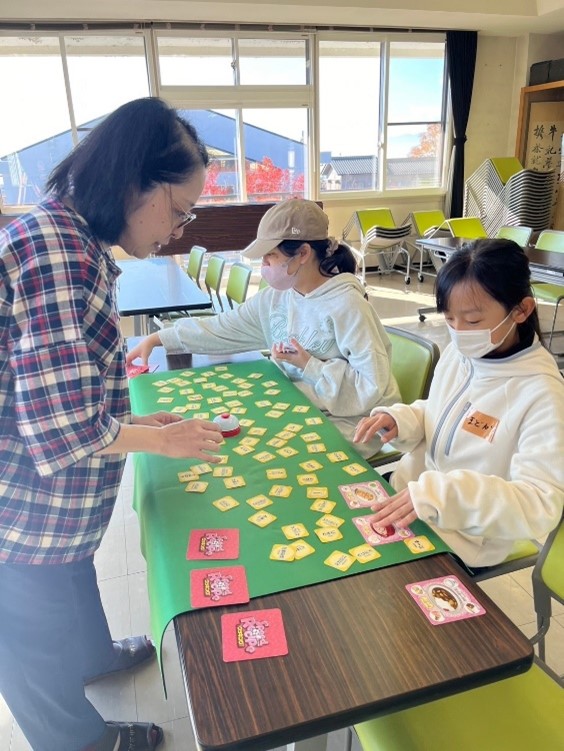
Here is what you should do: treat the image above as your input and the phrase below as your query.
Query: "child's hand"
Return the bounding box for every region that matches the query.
[354,412,398,444]
[126,333,161,367]
[271,338,311,370]
[370,487,417,528]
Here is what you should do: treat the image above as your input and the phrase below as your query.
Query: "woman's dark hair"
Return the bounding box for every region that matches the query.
[278,238,357,277]
[46,97,209,243]
[435,237,543,343]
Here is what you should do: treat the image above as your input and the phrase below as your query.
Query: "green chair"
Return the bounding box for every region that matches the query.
[531,515,564,662]
[367,326,440,469]
[223,262,252,310]
[406,209,448,282]
[531,229,564,352]
[442,216,488,239]
[464,538,541,582]
[495,226,532,246]
[342,209,411,285]
[354,661,564,751]
[185,245,206,288]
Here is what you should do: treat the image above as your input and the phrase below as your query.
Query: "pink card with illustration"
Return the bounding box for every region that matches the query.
[187,529,240,560]
[190,565,249,609]
[352,513,414,545]
[406,575,486,626]
[221,608,288,662]
[338,481,390,510]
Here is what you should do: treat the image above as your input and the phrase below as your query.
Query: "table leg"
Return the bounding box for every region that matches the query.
[133,315,149,336]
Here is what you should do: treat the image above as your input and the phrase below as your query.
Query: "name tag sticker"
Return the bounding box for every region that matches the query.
[462,410,499,442]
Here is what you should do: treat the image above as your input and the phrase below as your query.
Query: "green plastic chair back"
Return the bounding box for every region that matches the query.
[491,156,523,185]
[204,255,226,310]
[445,217,487,239]
[225,263,252,309]
[540,517,564,600]
[186,245,206,287]
[495,226,532,246]
[354,663,563,751]
[258,277,269,291]
[387,327,440,404]
[357,209,396,234]
[368,327,440,468]
[411,210,447,237]
[535,229,564,253]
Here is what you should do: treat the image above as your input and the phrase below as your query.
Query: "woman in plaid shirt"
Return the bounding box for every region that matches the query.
[0,98,222,751]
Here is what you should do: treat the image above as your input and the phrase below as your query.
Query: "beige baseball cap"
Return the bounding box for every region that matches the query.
[243,199,329,259]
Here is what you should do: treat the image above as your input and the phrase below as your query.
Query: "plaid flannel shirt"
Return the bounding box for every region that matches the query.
[0,199,130,564]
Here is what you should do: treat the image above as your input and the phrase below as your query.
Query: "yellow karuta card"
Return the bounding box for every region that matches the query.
[327,451,349,463]
[277,446,298,458]
[269,544,295,561]
[266,468,287,479]
[297,473,318,486]
[306,486,329,498]
[224,476,246,489]
[309,499,336,513]
[281,523,309,540]
[316,514,345,528]
[299,459,323,472]
[248,511,277,528]
[185,481,208,493]
[349,544,381,563]
[246,495,273,510]
[314,527,343,543]
[213,496,240,512]
[290,539,316,560]
[343,463,368,476]
[269,484,292,498]
[324,550,355,571]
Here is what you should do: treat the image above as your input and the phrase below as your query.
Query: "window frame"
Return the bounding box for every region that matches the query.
[0,25,450,211]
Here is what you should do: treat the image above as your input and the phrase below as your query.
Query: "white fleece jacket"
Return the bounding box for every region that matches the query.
[159,273,400,454]
[376,338,564,567]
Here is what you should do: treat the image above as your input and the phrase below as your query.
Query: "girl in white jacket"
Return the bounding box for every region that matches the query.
[354,238,564,567]
[127,200,400,457]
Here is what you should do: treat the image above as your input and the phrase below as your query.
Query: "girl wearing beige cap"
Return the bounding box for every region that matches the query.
[127,199,400,457]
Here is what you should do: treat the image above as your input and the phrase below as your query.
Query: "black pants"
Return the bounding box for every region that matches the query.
[0,556,116,751]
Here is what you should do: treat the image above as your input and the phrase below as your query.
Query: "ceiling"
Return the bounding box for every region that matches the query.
[2,0,564,36]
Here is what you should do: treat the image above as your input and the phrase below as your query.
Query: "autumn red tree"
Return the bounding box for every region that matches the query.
[408,123,442,157]
[202,156,304,200]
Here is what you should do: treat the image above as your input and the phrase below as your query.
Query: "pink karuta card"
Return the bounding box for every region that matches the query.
[126,364,151,378]
[221,608,288,662]
[190,565,249,609]
[338,480,390,509]
[406,575,486,626]
[352,513,414,545]
[187,529,240,560]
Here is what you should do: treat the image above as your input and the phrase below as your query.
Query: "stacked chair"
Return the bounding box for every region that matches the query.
[464,156,557,237]
[495,225,533,246]
[220,262,253,310]
[342,208,411,285]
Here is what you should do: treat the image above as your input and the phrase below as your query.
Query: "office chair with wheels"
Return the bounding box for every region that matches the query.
[367,326,440,469]
[342,208,411,285]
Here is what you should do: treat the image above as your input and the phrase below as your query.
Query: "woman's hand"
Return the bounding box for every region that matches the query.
[126,333,162,367]
[271,338,311,370]
[370,487,417,528]
[158,419,224,461]
[132,412,183,427]
[354,412,398,445]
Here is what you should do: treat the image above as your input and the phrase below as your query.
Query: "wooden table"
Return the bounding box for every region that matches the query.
[127,345,533,751]
[117,256,212,335]
[176,553,532,751]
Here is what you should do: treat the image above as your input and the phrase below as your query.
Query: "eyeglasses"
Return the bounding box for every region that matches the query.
[171,195,197,229]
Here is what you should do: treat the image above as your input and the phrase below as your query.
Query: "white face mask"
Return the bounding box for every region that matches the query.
[260,258,299,290]
[448,311,516,359]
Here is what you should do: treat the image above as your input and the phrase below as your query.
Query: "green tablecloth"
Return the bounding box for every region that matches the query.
[129,359,451,668]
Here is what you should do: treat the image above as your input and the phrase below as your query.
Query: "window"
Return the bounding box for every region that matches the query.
[0,32,149,207]
[0,26,447,210]
[319,35,446,194]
